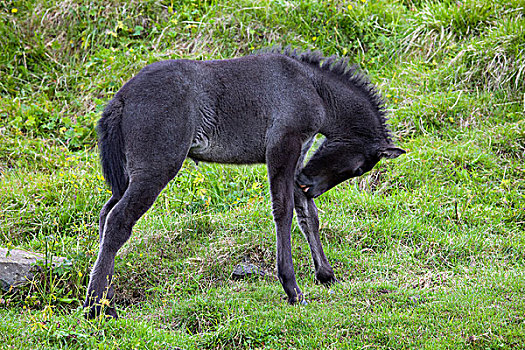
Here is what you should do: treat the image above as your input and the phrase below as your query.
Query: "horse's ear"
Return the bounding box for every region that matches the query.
[379,147,406,159]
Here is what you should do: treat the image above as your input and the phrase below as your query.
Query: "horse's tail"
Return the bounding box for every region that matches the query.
[97,96,129,198]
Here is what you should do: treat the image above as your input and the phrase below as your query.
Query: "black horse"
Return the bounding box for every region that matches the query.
[85,47,405,318]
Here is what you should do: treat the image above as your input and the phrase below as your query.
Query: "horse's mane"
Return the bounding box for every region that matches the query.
[255,46,392,143]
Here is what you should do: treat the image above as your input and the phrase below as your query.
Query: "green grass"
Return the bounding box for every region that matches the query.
[1,0,524,348]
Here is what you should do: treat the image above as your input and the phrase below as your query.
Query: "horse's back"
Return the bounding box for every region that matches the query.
[107,54,324,165]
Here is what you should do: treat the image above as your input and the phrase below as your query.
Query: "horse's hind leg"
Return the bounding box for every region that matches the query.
[98,195,120,243]
[293,186,336,284]
[85,162,186,318]
[85,115,192,318]
[85,169,174,318]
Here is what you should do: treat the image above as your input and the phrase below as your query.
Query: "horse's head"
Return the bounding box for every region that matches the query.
[295,139,405,198]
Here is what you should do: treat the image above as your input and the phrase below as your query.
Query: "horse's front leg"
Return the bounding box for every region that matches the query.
[293,186,336,284]
[266,135,305,304]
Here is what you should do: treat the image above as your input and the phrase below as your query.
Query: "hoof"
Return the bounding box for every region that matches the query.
[287,292,307,306]
[83,300,118,320]
[315,270,338,286]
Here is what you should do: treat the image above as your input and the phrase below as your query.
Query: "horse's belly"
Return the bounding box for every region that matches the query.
[188,136,266,164]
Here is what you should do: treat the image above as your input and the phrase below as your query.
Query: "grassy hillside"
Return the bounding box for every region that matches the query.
[1,0,524,348]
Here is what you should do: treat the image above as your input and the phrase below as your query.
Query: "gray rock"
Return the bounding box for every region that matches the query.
[230,262,266,280]
[0,248,68,291]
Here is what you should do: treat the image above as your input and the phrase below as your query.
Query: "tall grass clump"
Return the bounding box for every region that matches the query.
[445,16,525,94]
[401,0,524,95]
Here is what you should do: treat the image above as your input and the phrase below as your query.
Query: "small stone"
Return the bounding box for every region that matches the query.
[0,247,68,291]
[230,262,265,280]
